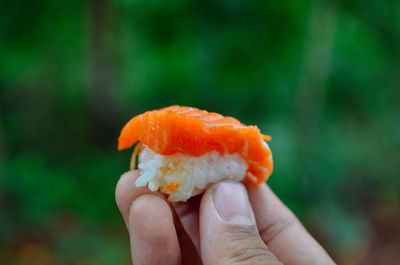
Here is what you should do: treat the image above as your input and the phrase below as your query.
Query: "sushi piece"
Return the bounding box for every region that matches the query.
[118,105,273,202]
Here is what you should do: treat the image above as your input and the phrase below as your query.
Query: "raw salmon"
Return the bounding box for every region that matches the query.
[118,105,273,184]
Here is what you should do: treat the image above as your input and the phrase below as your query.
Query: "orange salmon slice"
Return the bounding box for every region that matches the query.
[118,105,273,184]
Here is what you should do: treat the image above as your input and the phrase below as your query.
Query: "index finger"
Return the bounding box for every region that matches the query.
[246,183,336,265]
[115,170,164,227]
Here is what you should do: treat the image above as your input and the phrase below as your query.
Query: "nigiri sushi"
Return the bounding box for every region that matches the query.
[118,105,273,202]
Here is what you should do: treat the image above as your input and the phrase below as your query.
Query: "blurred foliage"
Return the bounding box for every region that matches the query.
[1,0,399,264]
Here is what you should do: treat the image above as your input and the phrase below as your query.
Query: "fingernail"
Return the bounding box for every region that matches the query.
[212,181,255,225]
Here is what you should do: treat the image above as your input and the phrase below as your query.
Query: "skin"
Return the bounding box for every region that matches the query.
[115,170,336,265]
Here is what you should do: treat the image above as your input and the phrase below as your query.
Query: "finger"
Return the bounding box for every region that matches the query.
[115,170,164,228]
[116,170,200,263]
[175,224,202,265]
[171,197,202,265]
[246,183,336,265]
[199,181,282,265]
[129,194,181,265]
[172,194,201,251]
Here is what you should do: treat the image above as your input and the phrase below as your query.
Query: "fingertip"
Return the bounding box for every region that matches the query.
[115,170,140,207]
[130,195,173,245]
[129,194,181,265]
[199,182,279,265]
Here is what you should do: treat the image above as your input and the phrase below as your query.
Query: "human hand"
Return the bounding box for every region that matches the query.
[116,170,336,265]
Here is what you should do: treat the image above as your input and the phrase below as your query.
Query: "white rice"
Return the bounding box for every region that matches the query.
[136,145,248,202]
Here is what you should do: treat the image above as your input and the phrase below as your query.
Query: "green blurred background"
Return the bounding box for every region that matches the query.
[1,0,399,264]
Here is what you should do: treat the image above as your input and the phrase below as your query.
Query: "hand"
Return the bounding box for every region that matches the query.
[116,170,336,265]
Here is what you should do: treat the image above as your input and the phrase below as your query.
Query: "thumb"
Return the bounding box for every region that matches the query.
[199,181,282,265]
